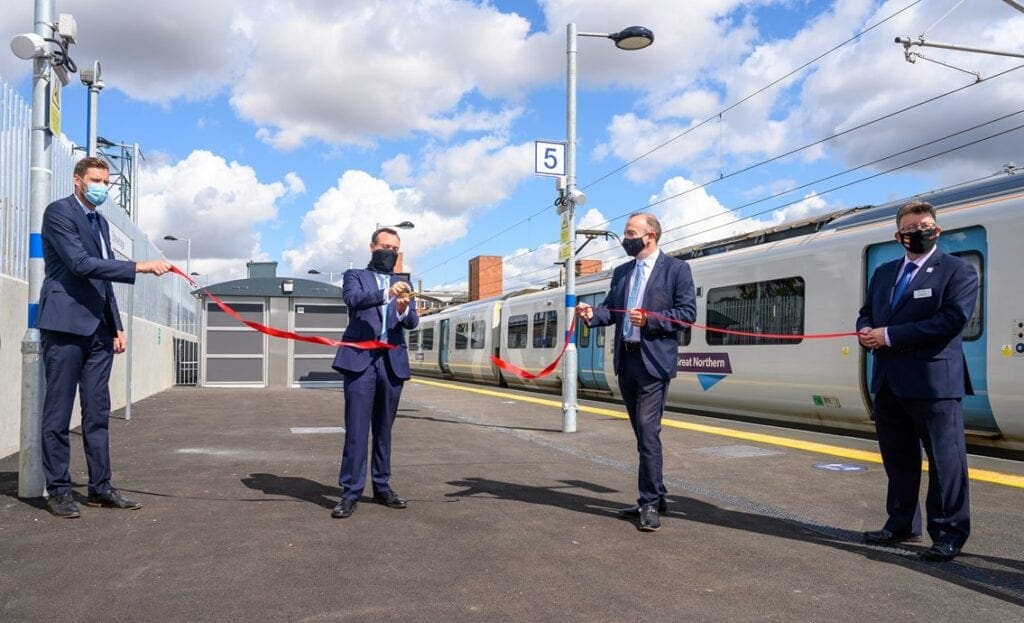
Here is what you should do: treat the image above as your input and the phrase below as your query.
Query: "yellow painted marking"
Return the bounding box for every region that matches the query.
[410,377,1024,489]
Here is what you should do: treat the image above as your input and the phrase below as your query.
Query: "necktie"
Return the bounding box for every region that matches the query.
[623,260,645,339]
[86,212,104,255]
[377,273,390,341]
[891,262,916,308]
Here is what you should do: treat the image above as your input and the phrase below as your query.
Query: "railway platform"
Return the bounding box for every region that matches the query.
[1,380,1022,621]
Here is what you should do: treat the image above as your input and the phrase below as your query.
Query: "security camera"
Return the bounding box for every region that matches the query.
[10,33,47,60]
[567,188,587,206]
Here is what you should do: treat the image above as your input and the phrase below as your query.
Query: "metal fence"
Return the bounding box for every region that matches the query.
[1,73,199,344]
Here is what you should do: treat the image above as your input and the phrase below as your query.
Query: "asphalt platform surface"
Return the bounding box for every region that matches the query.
[2,380,1023,622]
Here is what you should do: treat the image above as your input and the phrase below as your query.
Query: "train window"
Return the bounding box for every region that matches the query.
[596,326,605,348]
[408,330,419,351]
[507,314,528,349]
[953,251,983,341]
[422,328,434,350]
[578,323,590,348]
[706,277,805,345]
[471,320,486,349]
[455,322,469,350]
[677,327,691,347]
[533,311,558,349]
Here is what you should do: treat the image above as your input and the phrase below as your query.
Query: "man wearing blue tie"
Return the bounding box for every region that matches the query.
[331,228,419,519]
[38,157,171,518]
[576,213,696,531]
[857,200,978,562]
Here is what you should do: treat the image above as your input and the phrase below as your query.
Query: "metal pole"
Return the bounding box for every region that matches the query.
[19,0,55,498]
[561,23,578,433]
[85,86,98,156]
[186,237,191,276]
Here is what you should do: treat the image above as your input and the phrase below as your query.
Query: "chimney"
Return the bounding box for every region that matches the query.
[469,255,502,301]
[575,259,602,277]
[246,261,278,279]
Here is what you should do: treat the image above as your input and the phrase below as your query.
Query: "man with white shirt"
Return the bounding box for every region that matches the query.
[576,213,696,531]
[38,157,171,518]
[857,200,978,562]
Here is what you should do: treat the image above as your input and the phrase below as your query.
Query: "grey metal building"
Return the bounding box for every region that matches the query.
[196,262,346,388]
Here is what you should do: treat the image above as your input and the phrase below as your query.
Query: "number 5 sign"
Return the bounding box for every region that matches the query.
[535,140,566,177]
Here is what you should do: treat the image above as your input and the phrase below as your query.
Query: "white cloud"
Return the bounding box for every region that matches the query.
[284,172,306,195]
[140,150,291,282]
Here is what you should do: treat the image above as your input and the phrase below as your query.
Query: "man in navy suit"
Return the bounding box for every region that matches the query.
[331,227,419,519]
[576,213,696,531]
[857,200,978,561]
[38,157,171,518]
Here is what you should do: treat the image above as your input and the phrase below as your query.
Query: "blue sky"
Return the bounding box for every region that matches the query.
[3,0,1022,290]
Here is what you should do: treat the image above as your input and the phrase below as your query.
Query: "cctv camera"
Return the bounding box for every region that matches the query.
[568,188,587,206]
[10,33,46,60]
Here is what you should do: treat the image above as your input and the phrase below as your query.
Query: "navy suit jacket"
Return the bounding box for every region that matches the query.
[857,248,977,399]
[37,195,136,336]
[332,268,419,379]
[589,252,697,380]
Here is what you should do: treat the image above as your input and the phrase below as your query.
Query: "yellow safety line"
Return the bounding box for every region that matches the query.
[410,377,1024,489]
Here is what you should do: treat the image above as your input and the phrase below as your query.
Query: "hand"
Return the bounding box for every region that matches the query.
[575,303,593,321]
[388,281,411,299]
[628,309,647,328]
[113,330,127,354]
[858,326,886,349]
[395,297,409,314]
[137,260,172,276]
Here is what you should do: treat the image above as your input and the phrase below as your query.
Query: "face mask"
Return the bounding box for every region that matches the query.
[83,183,108,207]
[899,228,937,254]
[621,235,646,257]
[367,248,398,273]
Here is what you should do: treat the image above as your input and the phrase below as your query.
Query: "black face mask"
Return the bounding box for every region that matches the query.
[367,248,398,273]
[899,228,937,254]
[621,236,646,257]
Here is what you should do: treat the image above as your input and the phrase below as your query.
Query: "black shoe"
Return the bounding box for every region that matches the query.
[638,504,660,532]
[47,493,81,518]
[331,498,357,518]
[374,491,407,509]
[86,488,141,510]
[616,498,668,517]
[863,528,921,545]
[920,542,961,562]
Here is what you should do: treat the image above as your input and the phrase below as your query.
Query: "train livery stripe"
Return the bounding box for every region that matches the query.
[409,378,1024,490]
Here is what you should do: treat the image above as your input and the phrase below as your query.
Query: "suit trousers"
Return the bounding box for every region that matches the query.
[338,352,403,501]
[40,323,115,497]
[618,348,670,506]
[873,384,971,546]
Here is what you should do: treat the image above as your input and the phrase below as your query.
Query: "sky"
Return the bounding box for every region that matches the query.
[2,0,1023,292]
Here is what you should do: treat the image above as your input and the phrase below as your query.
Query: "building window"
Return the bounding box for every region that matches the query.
[706,277,805,345]
[507,314,528,349]
[533,310,558,349]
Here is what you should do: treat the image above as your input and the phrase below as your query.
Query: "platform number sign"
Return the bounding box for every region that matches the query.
[535,140,566,177]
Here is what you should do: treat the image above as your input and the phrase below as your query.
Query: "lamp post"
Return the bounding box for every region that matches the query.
[80,60,103,156]
[561,23,653,434]
[163,234,191,275]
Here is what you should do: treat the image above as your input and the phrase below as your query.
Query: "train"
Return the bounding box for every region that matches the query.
[407,170,1024,453]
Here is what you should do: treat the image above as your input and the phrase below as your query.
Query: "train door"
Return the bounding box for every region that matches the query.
[576,293,609,390]
[863,226,996,431]
[439,318,451,375]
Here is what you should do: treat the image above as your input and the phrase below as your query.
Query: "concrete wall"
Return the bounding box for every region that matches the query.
[0,273,190,459]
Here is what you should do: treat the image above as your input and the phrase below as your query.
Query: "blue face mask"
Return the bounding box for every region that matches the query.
[84,183,108,207]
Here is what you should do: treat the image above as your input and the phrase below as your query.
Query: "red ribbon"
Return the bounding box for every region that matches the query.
[172,265,394,350]
[490,306,858,380]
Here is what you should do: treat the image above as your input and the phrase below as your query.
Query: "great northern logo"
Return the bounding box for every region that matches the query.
[677,353,732,391]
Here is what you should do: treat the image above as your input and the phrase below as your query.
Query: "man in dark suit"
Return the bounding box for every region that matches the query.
[39,157,171,518]
[331,227,419,519]
[576,213,696,531]
[857,200,978,562]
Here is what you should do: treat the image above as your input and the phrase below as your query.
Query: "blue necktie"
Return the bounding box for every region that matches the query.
[86,212,103,255]
[891,262,916,308]
[623,260,645,339]
[377,273,390,341]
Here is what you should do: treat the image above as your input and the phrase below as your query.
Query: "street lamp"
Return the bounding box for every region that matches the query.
[80,60,103,156]
[375,220,415,231]
[163,234,191,275]
[561,23,653,434]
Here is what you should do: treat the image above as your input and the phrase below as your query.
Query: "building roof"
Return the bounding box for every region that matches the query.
[195,277,342,298]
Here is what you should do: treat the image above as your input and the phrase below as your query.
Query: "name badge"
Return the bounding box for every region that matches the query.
[913,288,932,299]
